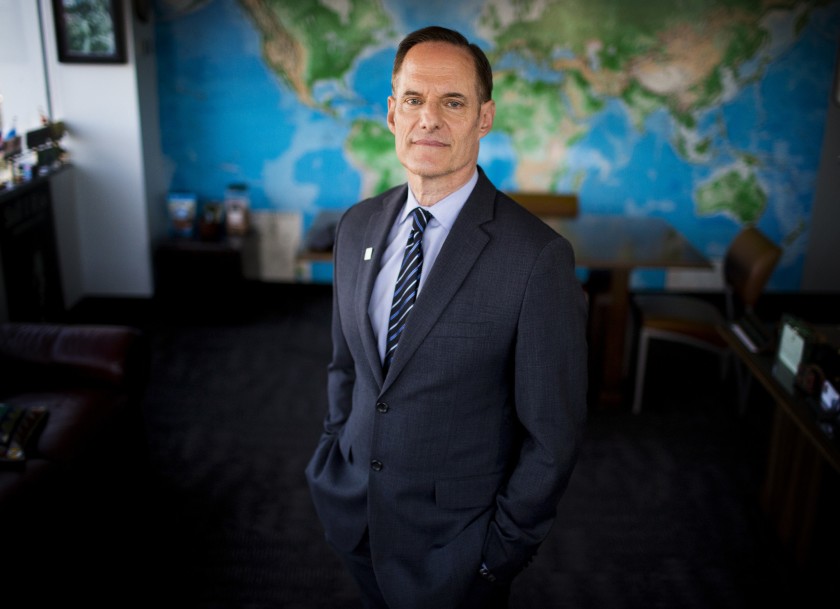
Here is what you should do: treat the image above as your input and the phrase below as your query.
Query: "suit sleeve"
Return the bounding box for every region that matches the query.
[482,235,588,581]
[322,214,356,436]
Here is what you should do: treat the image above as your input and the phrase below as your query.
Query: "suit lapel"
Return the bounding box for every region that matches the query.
[356,185,407,388]
[382,172,496,391]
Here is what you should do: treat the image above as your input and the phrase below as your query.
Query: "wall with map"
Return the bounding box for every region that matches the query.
[155,0,840,289]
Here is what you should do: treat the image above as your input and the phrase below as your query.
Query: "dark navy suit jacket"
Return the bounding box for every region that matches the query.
[306,168,588,609]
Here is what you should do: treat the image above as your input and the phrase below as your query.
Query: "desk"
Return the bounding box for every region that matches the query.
[542,215,711,406]
[719,325,840,565]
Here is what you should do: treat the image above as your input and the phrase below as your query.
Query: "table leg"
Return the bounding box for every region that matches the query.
[586,268,631,407]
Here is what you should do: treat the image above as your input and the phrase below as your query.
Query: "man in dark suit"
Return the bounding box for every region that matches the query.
[306,26,587,609]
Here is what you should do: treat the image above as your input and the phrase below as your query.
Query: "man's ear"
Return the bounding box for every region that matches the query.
[478,100,496,137]
[387,96,397,135]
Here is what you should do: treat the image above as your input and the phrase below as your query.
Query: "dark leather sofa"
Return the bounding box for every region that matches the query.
[0,322,148,511]
[0,322,153,605]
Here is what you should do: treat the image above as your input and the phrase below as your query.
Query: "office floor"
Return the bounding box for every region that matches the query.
[20,283,839,608]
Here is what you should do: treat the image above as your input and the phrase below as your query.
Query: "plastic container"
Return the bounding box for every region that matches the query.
[224,183,250,236]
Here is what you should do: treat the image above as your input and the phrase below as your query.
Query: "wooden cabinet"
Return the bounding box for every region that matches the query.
[0,169,67,322]
[152,232,259,318]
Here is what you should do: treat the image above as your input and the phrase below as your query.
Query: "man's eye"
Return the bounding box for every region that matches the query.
[446,100,464,109]
[405,98,421,106]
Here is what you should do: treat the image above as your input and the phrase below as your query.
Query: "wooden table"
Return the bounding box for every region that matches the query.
[541,215,711,407]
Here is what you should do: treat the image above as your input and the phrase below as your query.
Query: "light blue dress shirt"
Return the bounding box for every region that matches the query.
[369,170,479,364]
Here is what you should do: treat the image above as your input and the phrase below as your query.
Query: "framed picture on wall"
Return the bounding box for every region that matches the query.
[52,0,126,64]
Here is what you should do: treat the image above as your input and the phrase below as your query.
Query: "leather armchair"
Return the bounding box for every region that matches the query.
[631,226,782,414]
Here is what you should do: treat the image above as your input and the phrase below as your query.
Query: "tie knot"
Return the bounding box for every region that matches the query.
[410,207,432,234]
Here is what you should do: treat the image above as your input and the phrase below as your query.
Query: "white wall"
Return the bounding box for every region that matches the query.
[0,1,50,134]
[50,166,84,309]
[40,0,154,299]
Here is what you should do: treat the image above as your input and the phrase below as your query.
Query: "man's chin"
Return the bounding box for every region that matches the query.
[401,157,452,180]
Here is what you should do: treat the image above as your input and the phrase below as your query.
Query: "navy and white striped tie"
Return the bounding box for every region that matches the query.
[383,207,432,374]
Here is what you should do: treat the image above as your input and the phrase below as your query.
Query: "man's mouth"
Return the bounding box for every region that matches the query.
[413,139,448,147]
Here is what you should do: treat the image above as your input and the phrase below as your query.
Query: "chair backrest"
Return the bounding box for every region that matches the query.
[723,226,782,311]
[508,192,579,217]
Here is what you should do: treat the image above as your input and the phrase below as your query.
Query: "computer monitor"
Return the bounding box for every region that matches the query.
[772,315,811,393]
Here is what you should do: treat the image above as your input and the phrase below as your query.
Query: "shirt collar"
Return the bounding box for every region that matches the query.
[400,169,478,232]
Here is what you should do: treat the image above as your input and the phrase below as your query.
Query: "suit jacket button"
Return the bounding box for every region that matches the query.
[479,565,497,583]
[370,459,383,472]
[376,402,389,413]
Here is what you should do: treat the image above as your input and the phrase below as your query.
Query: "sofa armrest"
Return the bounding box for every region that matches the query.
[0,323,146,392]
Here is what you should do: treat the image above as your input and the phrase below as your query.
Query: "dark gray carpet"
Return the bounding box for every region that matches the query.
[30,284,839,608]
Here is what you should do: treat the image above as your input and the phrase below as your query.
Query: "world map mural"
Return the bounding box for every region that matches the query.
[156,0,840,288]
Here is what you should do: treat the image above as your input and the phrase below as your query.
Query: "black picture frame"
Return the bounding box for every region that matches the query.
[53,0,126,64]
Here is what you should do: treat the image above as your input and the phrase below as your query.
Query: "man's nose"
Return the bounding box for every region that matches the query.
[419,103,441,129]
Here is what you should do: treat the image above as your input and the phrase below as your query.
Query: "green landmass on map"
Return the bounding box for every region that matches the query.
[239,0,392,106]
[695,167,767,223]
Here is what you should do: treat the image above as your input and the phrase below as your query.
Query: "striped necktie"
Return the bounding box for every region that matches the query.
[383,207,432,374]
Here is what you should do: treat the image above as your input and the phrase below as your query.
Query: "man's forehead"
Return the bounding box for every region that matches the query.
[393,43,477,96]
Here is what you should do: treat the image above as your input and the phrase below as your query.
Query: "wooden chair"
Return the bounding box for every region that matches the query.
[631,226,782,414]
[508,192,579,218]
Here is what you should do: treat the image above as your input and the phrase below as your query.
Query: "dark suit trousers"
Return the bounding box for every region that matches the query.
[336,530,511,609]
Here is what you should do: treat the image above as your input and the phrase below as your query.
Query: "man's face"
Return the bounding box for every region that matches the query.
[388,42,495,186]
